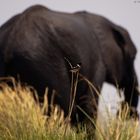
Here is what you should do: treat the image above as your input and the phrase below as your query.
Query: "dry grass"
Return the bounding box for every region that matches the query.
[95,104,140,140]
[0,80,139,140]
[0,82,86,140]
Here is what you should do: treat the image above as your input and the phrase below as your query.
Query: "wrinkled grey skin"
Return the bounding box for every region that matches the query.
[0,5,139,124]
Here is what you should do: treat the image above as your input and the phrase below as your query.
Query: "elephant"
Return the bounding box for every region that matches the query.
[79,12,139,117]
[0,5,139,125]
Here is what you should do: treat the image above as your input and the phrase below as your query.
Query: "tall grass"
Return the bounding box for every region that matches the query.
[0,80,139,140]
[96,105,140,140]
[0,82,86,140]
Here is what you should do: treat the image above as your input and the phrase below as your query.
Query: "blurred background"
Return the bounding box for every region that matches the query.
[0,0,139,116]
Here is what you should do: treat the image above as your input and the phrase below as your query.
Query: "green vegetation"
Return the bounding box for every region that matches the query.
[0,82,139,140]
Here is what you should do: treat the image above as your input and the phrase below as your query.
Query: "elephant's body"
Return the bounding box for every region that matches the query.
[0,5,139,123]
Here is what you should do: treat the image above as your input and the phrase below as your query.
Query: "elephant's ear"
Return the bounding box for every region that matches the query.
[112,26,137,60]
[112,28,126,48]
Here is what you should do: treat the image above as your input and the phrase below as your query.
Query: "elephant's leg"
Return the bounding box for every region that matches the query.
[72,63,105,138]
[72,84,100,139]
[122,72,139,118]
[76,85,99,122]
[76,63,105,122]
